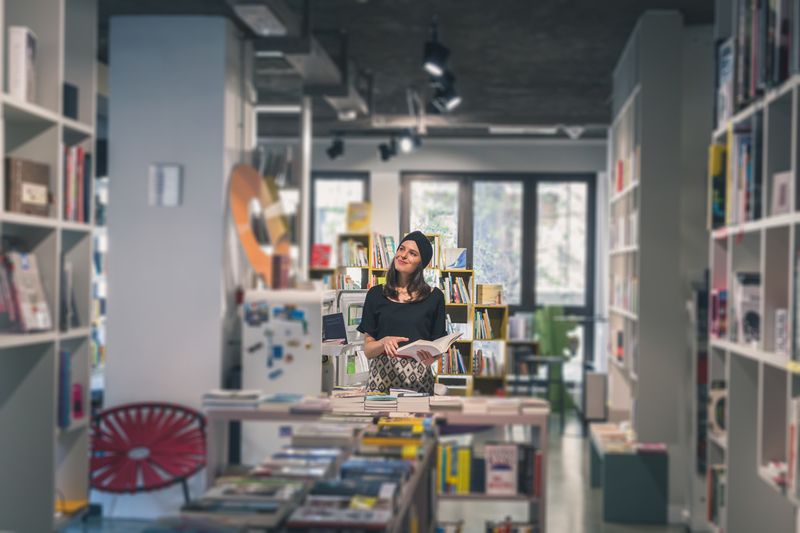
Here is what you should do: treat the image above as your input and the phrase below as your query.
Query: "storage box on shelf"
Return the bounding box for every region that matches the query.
[0,0,98,531]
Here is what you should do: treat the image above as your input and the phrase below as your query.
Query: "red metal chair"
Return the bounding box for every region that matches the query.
[90,402,207,502]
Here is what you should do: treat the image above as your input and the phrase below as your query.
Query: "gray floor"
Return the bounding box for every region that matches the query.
[62,414,686,533]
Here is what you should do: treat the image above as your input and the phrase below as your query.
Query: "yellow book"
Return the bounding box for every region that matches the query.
[725,126,733,225]
[707,143,726,230]
[457,447,471,493]
[55,499,88,514]
[347,202,372,233]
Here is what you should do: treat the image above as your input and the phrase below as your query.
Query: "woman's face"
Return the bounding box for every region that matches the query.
[394,240,422,273]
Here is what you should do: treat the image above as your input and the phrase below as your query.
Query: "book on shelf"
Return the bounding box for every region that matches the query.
[731,271,760,344]
[789,397,800,498]
[707,143,727,229]
[346,202,371,233]
[729,120,763,224]
[710,288,728,338]
[339,239,369,267]
[310,244,332,268]
[444,248,467,269]
[339,457,413,482]
[5,157,51,218]
[322,313,347,342]
[8,26,37,103]
[64,146,92,223]
[371,233,396,269]
[5,157,53,217]
[707,464,726,526]
[474,309,495,340]
[438,346,467,374]
[287,506,393,529]
[396,332,463,360]
[1,251,53,332]
[60,258,81,331]
[58,350,72,428]
[771,170,793,216]
[472,342,504,377]
[716,38,735,129]
[476,284,503,305]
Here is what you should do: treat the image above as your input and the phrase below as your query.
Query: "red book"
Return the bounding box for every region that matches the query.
[616,159,624,192]
[310,244,332,268]
[76,146,85,222]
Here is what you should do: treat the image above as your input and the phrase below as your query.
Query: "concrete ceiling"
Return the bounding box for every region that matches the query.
[99,0,715,137]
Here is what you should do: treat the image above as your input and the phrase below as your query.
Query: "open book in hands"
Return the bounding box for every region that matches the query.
[395,332,463,362]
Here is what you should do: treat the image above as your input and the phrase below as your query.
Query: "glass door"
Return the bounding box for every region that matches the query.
[534,178,596,419]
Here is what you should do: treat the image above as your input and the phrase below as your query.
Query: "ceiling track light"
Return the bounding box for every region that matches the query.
[429,71,461,113]
[423,16,449,77]
[326,136,345,160]
[378,136,397,162]
[398,129,422,154]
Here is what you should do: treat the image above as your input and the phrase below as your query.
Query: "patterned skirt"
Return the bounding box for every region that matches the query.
[367,354,435,394]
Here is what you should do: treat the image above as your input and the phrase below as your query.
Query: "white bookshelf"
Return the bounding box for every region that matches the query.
[0,0,97,531]
[699,0,800,531]
[607,10,713,523]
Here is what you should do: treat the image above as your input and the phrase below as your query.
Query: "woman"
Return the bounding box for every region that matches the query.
[357,230,447,394]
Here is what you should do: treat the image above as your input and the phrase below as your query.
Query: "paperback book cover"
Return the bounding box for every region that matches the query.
[484,444,519,495]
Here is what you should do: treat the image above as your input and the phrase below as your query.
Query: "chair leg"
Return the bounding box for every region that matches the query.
[181,478,190,504]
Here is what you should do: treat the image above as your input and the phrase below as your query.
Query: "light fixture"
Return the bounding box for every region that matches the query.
[230,1,287,36]
[423,17,449,77]
[563,126,585,140]
[326,137,344,160]
[398,129,422,154]
[378,137,397,162]
[337,109,358,121]
[429,74,460,113]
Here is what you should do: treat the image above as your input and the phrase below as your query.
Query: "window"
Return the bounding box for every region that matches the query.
[311,175,368,265]
[535,182,588,306]
[473,181,523,305]
[402,173,594,312]
[408,180,459,249]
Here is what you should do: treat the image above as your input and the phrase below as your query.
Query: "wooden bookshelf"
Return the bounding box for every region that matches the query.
[0,1,98,531]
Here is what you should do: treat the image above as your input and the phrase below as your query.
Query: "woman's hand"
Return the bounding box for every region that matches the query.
[380,336,409,357]
[416,350,440,366]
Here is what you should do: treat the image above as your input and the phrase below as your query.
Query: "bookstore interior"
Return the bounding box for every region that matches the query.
[9,0,800,532]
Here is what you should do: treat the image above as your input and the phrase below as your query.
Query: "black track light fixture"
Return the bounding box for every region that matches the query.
[326,136,344,160]
[430,71,462,113]
[378,136,397,162]
[423,16,449,77]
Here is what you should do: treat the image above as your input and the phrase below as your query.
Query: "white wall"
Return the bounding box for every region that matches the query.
[104,16,250,519]
[294,136,608,239]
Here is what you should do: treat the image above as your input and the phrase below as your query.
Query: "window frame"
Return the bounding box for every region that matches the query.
[400,172,596,315]
[309,171,371,261]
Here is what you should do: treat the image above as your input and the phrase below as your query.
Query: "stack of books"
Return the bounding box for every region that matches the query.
[474,309,495,339]
[436,442,541,498]
[289,397,331,414]
[291,423,360,448]
[440,346,467,374]
[429,396,462,410]
[331,389,366,413]
[364,395,398,412]
[339,239,369,267]
[390,388,430,412]
[250,457,334,480]
[287,479,396,530]
[203,389,264,410]
[340,456,414,482]
[259,392,304,412]
[476,284,503,305]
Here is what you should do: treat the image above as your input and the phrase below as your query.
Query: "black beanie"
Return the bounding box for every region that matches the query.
[399,231,433,268]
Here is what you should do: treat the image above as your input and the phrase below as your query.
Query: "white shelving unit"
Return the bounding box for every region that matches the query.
[606,10,713,523]
[699,1,800,531]
[0,0,97,531]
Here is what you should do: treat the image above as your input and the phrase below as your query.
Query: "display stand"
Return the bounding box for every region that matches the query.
[204,401,549,532]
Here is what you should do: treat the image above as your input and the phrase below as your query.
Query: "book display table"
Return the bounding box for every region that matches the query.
[204,397,550,532]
